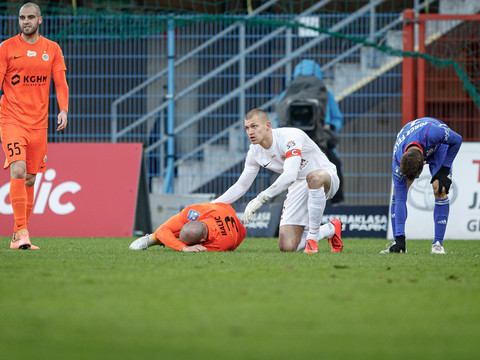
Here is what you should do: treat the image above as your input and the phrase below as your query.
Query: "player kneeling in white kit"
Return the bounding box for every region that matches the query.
[213,108,343,253]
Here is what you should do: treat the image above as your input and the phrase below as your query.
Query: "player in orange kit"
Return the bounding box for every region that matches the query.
[0,3,69,249]
[129,202,247,252]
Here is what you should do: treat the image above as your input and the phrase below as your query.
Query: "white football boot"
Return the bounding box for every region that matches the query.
[129,234,157,250]
[431,241,446,254]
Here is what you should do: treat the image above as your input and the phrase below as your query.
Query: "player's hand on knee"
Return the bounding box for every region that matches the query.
[431,166,452,194]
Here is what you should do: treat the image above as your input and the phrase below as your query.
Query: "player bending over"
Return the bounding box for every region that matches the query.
[214,108,342,253]
[382,117,462,254]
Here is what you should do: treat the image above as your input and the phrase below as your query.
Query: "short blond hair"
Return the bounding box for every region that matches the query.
[245,108,269,123]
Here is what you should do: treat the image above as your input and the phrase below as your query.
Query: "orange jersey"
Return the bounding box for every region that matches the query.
[154,202,247,252]
[0,34,68,129]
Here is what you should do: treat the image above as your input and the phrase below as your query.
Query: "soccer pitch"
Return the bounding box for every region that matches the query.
[1,237,479,360]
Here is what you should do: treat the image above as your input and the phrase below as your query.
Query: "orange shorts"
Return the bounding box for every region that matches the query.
[1,123,48,174]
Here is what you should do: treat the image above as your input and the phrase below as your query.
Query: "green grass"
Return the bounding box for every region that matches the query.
[1,237,479,360]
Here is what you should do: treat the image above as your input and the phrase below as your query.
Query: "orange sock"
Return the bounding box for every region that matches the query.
[10,178,27,233]
[26,185,35,226]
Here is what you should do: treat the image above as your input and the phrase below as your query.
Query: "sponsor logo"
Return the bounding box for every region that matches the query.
[11,74,20,85]
[11,74,48,86]
[27,50,36,57]
[299,158,308,171]
[467,220,480,232]
[24,75,48,84]
[286,140,296,149]
[0,169,81,215]
[425,148,435,158]
[187,209,200,221]
[323,213,388,232]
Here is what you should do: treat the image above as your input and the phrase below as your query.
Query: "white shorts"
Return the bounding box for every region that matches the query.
[279,169,340,227]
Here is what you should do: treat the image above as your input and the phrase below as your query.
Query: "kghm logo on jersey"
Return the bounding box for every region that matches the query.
[11,74,20,85]
[11,73,48,86]
[23,75,48,86]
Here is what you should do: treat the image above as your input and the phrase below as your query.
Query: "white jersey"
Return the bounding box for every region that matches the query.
[246,127,336,179]
[215,127,336,204]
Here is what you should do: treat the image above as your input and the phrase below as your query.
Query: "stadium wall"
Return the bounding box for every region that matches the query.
[0,11,478,209]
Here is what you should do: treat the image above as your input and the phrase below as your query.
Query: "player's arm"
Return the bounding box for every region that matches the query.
[429,125,462,168]
[0,72,4,107]
[0,73,5,92]
[153,212,190,252]
[429,125,462,194]
[243,149,301,224]
[442,129,462,168]
[0,42,7,98]
[52,70,69,131]
[213,153,260,204]
[263,154,301,199]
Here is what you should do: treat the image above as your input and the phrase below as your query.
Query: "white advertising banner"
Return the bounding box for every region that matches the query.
[388,142,480,240]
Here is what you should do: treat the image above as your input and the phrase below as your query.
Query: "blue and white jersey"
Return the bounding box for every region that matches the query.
[392,117,462,181]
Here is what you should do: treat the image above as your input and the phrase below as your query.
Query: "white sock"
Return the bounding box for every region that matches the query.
[296,228,309,252]
[147,234,157,247]
[307,187,326,241]
[318,222,335,240]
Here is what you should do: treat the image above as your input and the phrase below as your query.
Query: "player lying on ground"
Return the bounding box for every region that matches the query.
[129,202,246,252]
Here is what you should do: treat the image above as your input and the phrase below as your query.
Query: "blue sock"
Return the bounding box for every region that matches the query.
[434,197,449,245]
[394,192,407,238]
[390,196,396,236]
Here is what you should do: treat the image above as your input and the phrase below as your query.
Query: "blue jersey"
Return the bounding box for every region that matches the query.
[391,118,462,238]
[392,117,462,181]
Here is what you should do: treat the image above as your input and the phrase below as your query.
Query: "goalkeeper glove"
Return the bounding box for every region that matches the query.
[431,166,452,194]
[243,192,270,225]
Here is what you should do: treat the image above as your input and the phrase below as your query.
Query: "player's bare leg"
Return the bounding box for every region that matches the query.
[278,224,304,252]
